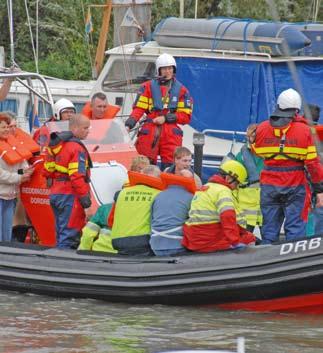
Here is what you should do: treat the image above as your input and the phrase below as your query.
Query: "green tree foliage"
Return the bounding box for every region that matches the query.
[0,0,105,79]
[0,0,321,80]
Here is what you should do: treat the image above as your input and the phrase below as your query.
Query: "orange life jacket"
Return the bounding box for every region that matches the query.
[13,128,40,154]
[81,101,120,120]
[128,171,165,191]
[160,172,197,194]
[0,135,32,165]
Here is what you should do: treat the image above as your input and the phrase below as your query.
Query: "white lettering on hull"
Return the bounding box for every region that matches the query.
[30,197,50,205]
[280,238,321,255]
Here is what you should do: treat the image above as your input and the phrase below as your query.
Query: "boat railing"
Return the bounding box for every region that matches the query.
[0,71,54,107]
[144,43,273,60]
[202,129,246,138]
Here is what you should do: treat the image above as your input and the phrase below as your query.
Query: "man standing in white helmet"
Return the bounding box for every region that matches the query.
[252,88,323,244]
[33,98,76,147]
[125,53,193,170]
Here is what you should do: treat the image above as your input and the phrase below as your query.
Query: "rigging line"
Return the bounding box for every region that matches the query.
[36,0,39,73]
[6,0,16,66]
[265,0,322,154]
[118,25,135,109]
[314,0,320,22]
[23,0,38,73]
[80,0,94,77]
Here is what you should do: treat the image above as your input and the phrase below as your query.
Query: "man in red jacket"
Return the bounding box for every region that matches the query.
[43,114,92,249]
[252,88,323,244]
[125,53,193,170]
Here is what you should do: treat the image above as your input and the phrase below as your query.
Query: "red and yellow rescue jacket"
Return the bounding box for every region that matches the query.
[43,131,92,197]
[252,120,323,186]
[182,175,255,253]
[130,78,193,162]
[131,78,192,124]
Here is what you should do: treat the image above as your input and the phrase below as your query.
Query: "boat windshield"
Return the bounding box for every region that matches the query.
[102,59,155,93]
[47,119,131,146]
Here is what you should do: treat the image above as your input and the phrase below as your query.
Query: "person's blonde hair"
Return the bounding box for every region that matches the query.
[142,165,160,177]
[130,155,150,172]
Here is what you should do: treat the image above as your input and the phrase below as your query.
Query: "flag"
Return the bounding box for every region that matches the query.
[85,8,93,35]
[120,7,143,32]
[28,96,40,132]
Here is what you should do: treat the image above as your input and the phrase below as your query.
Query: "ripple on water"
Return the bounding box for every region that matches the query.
[0,292,323,353]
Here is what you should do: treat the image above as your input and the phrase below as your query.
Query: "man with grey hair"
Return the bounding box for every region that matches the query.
[81,92,120,120]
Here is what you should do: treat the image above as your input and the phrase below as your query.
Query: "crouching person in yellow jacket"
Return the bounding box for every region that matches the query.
[78,203,116,252]
[79,165,163,255]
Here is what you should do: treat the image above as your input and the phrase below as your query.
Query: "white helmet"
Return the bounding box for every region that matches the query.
[277,88,302,111]
[53,98,76,120]
[155,53,176,75]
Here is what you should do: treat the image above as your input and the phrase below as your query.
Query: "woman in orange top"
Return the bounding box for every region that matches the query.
[0,113,33,242]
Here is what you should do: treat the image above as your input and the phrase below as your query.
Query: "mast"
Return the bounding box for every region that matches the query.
[94,0,112,78]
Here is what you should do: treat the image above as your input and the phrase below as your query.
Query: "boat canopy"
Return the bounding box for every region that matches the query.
[174,57,323,132]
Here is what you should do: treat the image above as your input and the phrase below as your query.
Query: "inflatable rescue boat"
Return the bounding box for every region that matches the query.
[0,235,323,314]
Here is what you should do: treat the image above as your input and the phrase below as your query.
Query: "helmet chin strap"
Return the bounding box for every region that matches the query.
[157,75,173,85]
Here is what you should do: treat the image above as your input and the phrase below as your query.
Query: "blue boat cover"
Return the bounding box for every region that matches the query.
[175,57,323,132]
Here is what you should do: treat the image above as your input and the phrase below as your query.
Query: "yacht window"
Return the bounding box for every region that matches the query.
[74,102,86,113]
[0,99,17,114]
[102,59,155,93]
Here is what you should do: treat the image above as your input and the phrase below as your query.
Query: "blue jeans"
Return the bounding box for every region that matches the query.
[261,184,306,244]
[0,198,16,242]
[313,206,323,235]
[50,194,84,249]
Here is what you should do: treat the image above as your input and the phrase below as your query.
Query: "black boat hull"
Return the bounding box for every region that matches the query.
[0,237,323,312]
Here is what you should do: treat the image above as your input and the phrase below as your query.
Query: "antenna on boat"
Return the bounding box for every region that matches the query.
[310,0,321,21]
[23,0,39,73]
[194,0,199,19]
[6,0,17,67]
[265,0,322,153]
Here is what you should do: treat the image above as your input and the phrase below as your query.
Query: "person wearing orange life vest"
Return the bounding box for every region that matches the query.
[252,89,323,244]
[33,98,76,148]
[43,114,92,249]
[0,113,34,242]
[125,53,193,170]
[182,160,255,253]
[81,92,120,120]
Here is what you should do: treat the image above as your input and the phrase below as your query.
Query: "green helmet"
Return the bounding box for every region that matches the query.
[220,160,247,184]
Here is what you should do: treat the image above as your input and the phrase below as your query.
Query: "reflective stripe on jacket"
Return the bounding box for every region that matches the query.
[235,186,262,226]
[185,182,235,226]
[43,132,91,197]
[252,120,323,186]
[131,78,192,124]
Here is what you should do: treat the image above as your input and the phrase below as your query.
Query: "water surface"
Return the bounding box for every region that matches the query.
[0,291,322,353]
